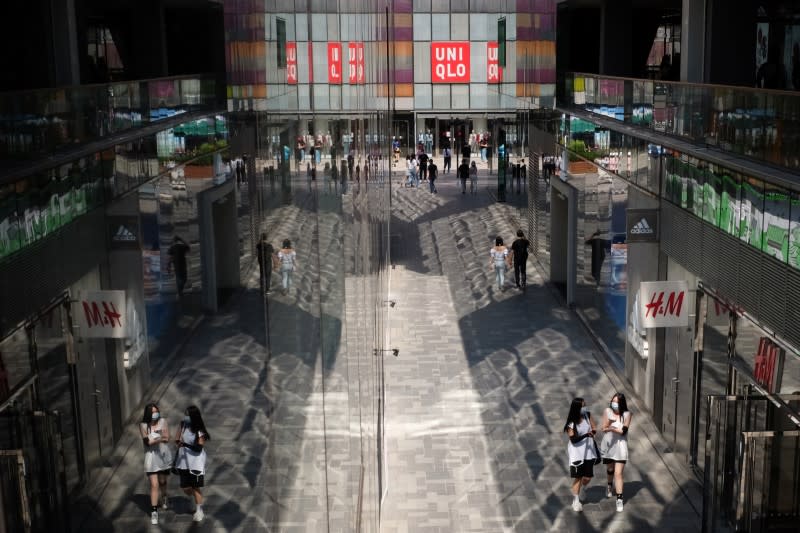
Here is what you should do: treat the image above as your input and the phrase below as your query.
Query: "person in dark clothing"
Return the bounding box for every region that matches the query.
[256,233,275,294]
[167,236,190,296]
[585,230,610,286]
[461,143,471,161]
[419,153,428,182]
[443,147,452,174]
[510,229,530,289]
[428,160,438,193]
[457,159,469,194]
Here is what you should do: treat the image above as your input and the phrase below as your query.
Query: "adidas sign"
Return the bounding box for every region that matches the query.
[630,218,654,235]
[113,225,137,242]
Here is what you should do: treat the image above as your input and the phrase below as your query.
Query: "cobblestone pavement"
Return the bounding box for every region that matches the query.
[380,169,701,532]
[72,163,701,532]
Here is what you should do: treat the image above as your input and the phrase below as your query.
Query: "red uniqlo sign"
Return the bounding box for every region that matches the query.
[286,42,297,84]
[431,42,470,83]
[348,42,365,84]
[328,42,342,84]
[487,41,502,83]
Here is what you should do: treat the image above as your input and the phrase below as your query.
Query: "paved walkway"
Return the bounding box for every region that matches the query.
[72,165,701,532]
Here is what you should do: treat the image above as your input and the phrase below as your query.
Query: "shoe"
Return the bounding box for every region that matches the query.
[616,498,623,512]
[571,500,583,512]
[606,486,613,498]
[150,511,158,525]
[193,509,205,522]
[162,496,168,510]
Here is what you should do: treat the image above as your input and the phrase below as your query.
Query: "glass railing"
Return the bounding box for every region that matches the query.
[0,74,223,168]
[560,72,800,173]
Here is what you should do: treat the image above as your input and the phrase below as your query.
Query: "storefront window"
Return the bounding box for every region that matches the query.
[740,176,765,250]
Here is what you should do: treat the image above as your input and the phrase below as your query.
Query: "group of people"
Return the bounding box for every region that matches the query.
[489,230,530,291]
[257,234,298,294]
[139,403,211,524]
[564,393,633,513]
[404,154,439,192]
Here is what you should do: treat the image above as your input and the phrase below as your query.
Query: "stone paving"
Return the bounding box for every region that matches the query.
[71,162,701,532]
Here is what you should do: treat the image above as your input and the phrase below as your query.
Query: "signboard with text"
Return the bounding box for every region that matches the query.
[754,337,784,393]
[286,42,297,84]
[487,41,502,83]
[626,209,659,243]
[639,281,690,328]
[328,42,342,84]
[75,290,126,338]
[431,42,470,83]
[348,42,365,84]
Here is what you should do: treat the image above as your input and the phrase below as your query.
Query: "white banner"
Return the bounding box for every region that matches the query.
[639,281,690,328]
[75,290,127,338]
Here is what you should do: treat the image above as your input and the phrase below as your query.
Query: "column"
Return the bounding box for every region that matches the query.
[598,0,633,76]
[681,0,705,82]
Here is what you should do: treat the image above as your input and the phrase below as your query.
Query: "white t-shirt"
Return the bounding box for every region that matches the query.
[566,415,597,466]
[490,247,508,266]
[278,249,296,269]
[175,425,207,474]
[140,418,172,473]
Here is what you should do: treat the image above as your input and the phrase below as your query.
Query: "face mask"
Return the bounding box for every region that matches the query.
[610,402,620,412]
[151,412,160,422]
[183,415,191,424]
[580,407,588,416]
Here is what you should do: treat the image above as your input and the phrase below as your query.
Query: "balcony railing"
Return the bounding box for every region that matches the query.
[0,74,223,169]
[560,72,800,174]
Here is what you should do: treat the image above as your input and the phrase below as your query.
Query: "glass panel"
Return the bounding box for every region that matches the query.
[720,170,741,237]
[432,85,450,109]
[762,182,791,262]
[0,326,31,398]
[790,192,800,271]
[740,176,765,249]
[451,85,469,109]
[414,84,432,109]
[413,14,431,41]
[431,14,449,37]
[451,14,469,40]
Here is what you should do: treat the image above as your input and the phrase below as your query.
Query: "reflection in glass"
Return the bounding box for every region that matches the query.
[762,182,791,262]
[740,177,765,249]
[789,192,800,271]
[0,326,31,399]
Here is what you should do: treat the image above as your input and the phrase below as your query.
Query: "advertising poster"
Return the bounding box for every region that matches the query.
[756,23,769,76]
[762,185,791,261]
[328,42,342,84]
[720,173,741,236]
[740,177,764,248]
[431,42,470,83]
[789,196,800,271]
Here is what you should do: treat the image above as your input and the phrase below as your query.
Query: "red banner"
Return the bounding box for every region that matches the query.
[308,42,314,83]
[328,42,342,84]
[754,338,782,393]
[487,41,502,83]
[431,42,470,83]
[348,42,365,84]
[286,42,297,85]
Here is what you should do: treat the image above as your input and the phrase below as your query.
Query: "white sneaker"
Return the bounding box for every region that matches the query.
[161,496,168,510]
[571,500,583,512]
[150,511,158,525]
[606,486,613,498]
[616,499,624,512]
[193,509,205,522]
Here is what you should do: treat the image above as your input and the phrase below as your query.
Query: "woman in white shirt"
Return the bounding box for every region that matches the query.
[175,405,211,522]
[139,403,172,525]
[601,392,632,512]
[489,237,511,291]
[277,239,298,293]
[563,397,597,512]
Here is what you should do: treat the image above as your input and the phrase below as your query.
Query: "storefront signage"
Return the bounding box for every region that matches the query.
[75,290,126,338]
[626,209,659,243]
[754,337,784,393]
[348,42,365,84]
[487,41,502,83]
[328,42,342,84]
[431,42,470,83]
[639,280,690,328]
[108,216,140,250]
[286,42,297,84]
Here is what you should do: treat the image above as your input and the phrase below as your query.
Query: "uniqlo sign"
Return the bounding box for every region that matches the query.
[431,42,470,83]
[328,42,342,84]
[639,281,690,328]
[286,42,297,84]
[487,41,502,83]
[348,42,365,84]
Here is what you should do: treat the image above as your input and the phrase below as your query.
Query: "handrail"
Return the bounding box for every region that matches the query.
[0,72,220,97]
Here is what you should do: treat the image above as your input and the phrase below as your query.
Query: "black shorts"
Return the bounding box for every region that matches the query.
[602,459,627,465]
[569,461,595,478]
[178,469,205,488]
[145,469,171,477]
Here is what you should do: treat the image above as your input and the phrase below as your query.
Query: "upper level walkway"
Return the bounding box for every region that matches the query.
[71,159,701,532]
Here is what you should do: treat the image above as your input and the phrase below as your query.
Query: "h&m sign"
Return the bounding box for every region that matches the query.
[639,280,690,328]
[75,290,126,338]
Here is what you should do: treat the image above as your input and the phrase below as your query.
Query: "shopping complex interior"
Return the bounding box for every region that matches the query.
[1,1,799,531]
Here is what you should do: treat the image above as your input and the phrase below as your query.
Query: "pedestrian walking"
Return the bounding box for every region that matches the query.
[167,236,190,297]
[601,392,632,512]
[443,146,452,173]
[458,159,469,194]
[419,156,428,182]
[469,161,478,194]
[140,403,172,525]
[278,239,298,293]
[256,233,276,294]
[428,160,438,193]
[174,405,210,522]
[564,397,598,512]
[519,159,527,192]
[405,155,415,187]
[489,237,511,291]
[510,230,530,289]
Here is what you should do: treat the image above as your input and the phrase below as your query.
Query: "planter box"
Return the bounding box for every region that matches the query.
[183,165,214,179]
[568,160,596,174]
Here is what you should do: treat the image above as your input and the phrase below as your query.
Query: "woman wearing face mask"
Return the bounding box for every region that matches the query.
[139,402,172,525]
[174,405,211,522]
[601,393,632,512]
[563,397,597,512]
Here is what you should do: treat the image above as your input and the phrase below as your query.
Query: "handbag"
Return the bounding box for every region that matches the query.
[590,437,603,465]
